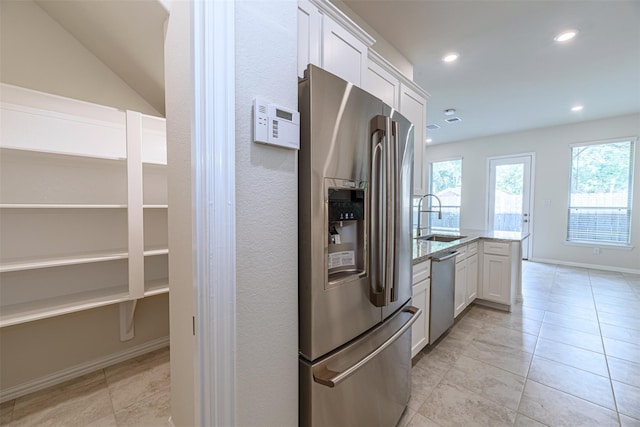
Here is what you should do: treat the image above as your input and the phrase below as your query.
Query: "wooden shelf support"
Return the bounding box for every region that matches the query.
[119,299,138,341]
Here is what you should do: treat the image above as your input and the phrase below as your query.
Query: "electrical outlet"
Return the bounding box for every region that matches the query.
[593,247,600,255]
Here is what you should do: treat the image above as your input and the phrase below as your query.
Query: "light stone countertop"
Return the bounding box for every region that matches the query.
[413,228,530,264]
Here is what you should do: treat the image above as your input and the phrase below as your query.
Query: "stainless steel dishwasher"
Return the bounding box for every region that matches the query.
[429,250,458,344]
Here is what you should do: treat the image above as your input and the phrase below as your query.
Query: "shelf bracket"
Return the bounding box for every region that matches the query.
[119,300,138,341]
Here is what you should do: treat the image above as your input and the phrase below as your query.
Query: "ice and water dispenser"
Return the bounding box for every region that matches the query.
[326,184,366,286]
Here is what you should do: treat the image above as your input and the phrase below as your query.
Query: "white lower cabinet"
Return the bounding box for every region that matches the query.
[411,259,431,358]
[454,259,467,317]
[481,253,512,304]
[453,242,478,318]
[479,240,519,308]
[466,253,478,303]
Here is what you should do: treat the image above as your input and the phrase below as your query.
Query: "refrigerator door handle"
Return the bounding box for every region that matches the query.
[369,135,384,307]
[312,306,422,388]
[389,119,400,303]
[383,116,395,306]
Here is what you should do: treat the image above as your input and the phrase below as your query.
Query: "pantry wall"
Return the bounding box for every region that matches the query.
[0,0,170,397]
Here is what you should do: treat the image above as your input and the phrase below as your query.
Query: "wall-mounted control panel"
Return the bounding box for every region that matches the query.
[253,97,300,150]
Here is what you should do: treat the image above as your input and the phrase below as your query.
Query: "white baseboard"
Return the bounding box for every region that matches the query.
[0,336,169,403]
[528,257,640,275]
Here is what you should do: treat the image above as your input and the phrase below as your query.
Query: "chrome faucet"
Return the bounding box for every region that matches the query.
[416,194,443,237]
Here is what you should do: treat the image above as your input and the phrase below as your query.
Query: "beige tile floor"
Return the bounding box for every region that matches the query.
[2,262,639,426]
[402,261,640,427]
[1,347,170,426]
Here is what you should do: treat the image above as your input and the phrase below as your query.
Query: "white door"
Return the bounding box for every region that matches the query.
[487,155,533,259]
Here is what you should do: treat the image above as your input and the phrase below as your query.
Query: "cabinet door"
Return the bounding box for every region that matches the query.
[466,253,478,303]
[482,254,510,304]
[297,0,321,78]
[321,15,367,87]
[399,84,427,195]
[411,279,430,358]
[364,59,400,108]
[454,260,467,318]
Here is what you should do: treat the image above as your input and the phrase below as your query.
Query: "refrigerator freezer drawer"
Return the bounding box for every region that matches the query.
[300,306,421,427]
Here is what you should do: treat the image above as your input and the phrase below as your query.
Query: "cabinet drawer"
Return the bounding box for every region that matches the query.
[413,259,431,284]
[455,245,467,263]
[483,241,510,256]
[467,241,478,255]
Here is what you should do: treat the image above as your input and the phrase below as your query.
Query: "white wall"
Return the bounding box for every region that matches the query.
[164,1,195,425]
[425,114,640,272]
[235,1,299,425]
[165,1,299,425]
[0,0,169,397]
[0,0,160,116]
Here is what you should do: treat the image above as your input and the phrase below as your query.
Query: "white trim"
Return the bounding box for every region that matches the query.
[192,1,236,427]
[562,240,634,250]
[529,257,640,275]
[569,135,638,148]
[0,337,169,403]
[428,155,463,164]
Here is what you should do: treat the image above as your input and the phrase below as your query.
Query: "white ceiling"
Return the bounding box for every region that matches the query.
[35,0,168,116]
[34,1,640,140]
[343,0,640,144]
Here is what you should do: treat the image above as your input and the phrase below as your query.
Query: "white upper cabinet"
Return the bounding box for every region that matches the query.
[321,17,368,86]
[298,0,374,85]
[297,0,430,194]
[399,83,428,195]
[364,51,400,108]
[297,0,321,79]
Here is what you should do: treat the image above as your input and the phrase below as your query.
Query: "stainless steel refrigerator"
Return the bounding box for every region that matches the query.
[298,65,421,427]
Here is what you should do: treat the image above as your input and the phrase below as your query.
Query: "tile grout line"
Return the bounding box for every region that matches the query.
[588,268,623,427]
[102,367,119,426]
[512,263,555,427]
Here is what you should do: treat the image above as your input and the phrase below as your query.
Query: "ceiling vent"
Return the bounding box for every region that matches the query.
[445,117,462,124]
[426,123,441,130]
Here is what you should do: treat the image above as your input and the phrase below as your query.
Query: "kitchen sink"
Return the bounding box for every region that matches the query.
[419,234,466,242]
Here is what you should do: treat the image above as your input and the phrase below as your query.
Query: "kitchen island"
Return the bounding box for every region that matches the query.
[410,229,529,356]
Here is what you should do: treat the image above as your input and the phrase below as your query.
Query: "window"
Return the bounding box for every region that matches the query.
[567,139,635,244]
[414,158,462,232]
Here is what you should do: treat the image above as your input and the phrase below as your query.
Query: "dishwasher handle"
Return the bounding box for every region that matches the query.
[431,251,459,262]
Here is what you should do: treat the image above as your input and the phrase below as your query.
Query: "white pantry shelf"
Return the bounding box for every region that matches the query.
[0,251,129,273]
[0,204,128,209]
[144,248,169,257]
[0,145,127,162]
[0,83,168,337]
[144,279,170,297]
[0,286,131,328]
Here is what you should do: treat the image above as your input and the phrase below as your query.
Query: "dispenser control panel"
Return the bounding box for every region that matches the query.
[253,97,300,150]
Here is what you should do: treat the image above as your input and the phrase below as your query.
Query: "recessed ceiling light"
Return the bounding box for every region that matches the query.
[571,105,584,112]
[444,108,456,116]
[426,138,433,143]
[554,30,578,42]
[442,53,459,63]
